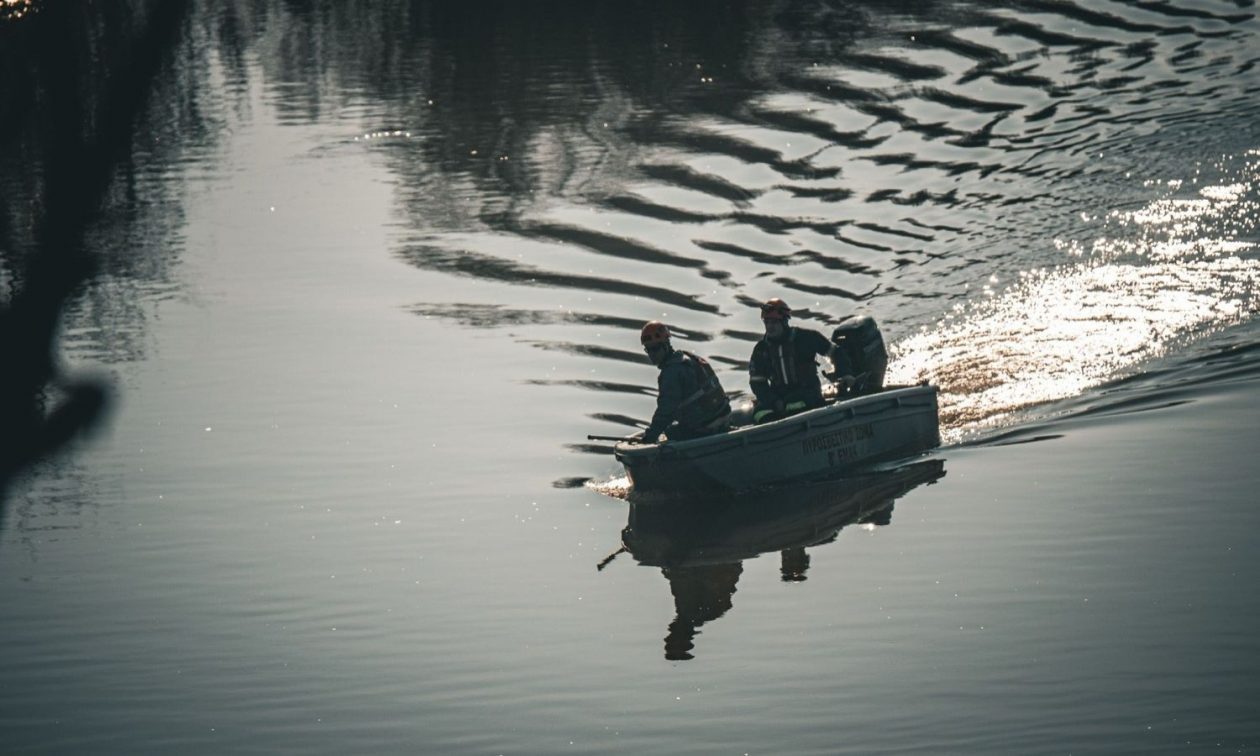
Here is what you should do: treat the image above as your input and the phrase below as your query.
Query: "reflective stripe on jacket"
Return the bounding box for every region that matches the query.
[748,326,832,406]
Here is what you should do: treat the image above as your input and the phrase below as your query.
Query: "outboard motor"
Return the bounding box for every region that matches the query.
[830,316,887,396]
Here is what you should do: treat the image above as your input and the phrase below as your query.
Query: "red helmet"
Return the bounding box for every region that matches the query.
[760,298,791,321]
[640,320,671,346]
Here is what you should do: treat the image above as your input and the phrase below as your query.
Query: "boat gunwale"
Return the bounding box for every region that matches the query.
[614,384,939,463]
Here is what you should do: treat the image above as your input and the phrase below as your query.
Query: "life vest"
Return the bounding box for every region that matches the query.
[675,350,730,428]
[752,328,826,395]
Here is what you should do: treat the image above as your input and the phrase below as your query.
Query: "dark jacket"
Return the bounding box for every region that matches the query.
[749,326,832,408]
[644,350,730,443]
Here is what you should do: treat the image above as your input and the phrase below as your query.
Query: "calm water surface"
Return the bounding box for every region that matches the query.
[2,0,1259,753]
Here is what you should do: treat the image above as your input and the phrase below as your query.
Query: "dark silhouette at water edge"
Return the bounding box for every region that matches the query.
[0,1,191,512]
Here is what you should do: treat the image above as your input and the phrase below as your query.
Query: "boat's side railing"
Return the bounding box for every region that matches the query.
[636,386,938,463]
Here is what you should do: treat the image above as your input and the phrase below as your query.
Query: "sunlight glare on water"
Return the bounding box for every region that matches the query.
[0,0,33,19]
[889,165,1260,441]
[4,2,1260,753]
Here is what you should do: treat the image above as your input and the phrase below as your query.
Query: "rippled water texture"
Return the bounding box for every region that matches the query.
[2,1,1258,753]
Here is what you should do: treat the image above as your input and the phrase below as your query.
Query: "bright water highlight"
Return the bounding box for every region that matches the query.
[1,1,1258,753]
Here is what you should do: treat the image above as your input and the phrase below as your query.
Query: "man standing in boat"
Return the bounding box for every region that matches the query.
[637,321,731,445]
[748,298,835,423]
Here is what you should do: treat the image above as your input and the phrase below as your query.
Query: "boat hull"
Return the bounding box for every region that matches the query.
[614,385,940,493]
[623,459,946,567]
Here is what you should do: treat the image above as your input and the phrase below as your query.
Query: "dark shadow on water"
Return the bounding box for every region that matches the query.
[0,1,192,513]
[618,458,945,661]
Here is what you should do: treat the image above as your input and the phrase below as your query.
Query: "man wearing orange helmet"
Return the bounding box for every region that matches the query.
[637,321,731,445]
[748,298,834,423]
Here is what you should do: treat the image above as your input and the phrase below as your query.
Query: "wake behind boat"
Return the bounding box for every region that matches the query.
[614,384,941,494]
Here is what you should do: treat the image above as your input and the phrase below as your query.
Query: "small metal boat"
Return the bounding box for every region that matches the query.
[614,384,940,494]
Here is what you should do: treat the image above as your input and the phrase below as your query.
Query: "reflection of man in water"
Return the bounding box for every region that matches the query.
[777,502,896,582]
[780,547,810,582]
[662,563,743,661]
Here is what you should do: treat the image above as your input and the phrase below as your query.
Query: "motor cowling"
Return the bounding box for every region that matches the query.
[830,316,888,394]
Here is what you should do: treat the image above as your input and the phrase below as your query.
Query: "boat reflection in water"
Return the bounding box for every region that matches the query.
[620,459,945,661]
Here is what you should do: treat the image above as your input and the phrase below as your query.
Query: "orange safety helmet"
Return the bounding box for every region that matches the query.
[640,320,672,346]
[760,298,791,321]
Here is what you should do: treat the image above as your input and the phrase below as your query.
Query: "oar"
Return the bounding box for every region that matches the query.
[586,434,640,442]
[597,545,627,571]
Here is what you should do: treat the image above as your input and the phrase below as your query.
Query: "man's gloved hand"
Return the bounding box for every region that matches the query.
[638,433,659,445]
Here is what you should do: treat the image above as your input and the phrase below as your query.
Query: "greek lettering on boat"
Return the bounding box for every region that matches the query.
[801,422,875,455]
